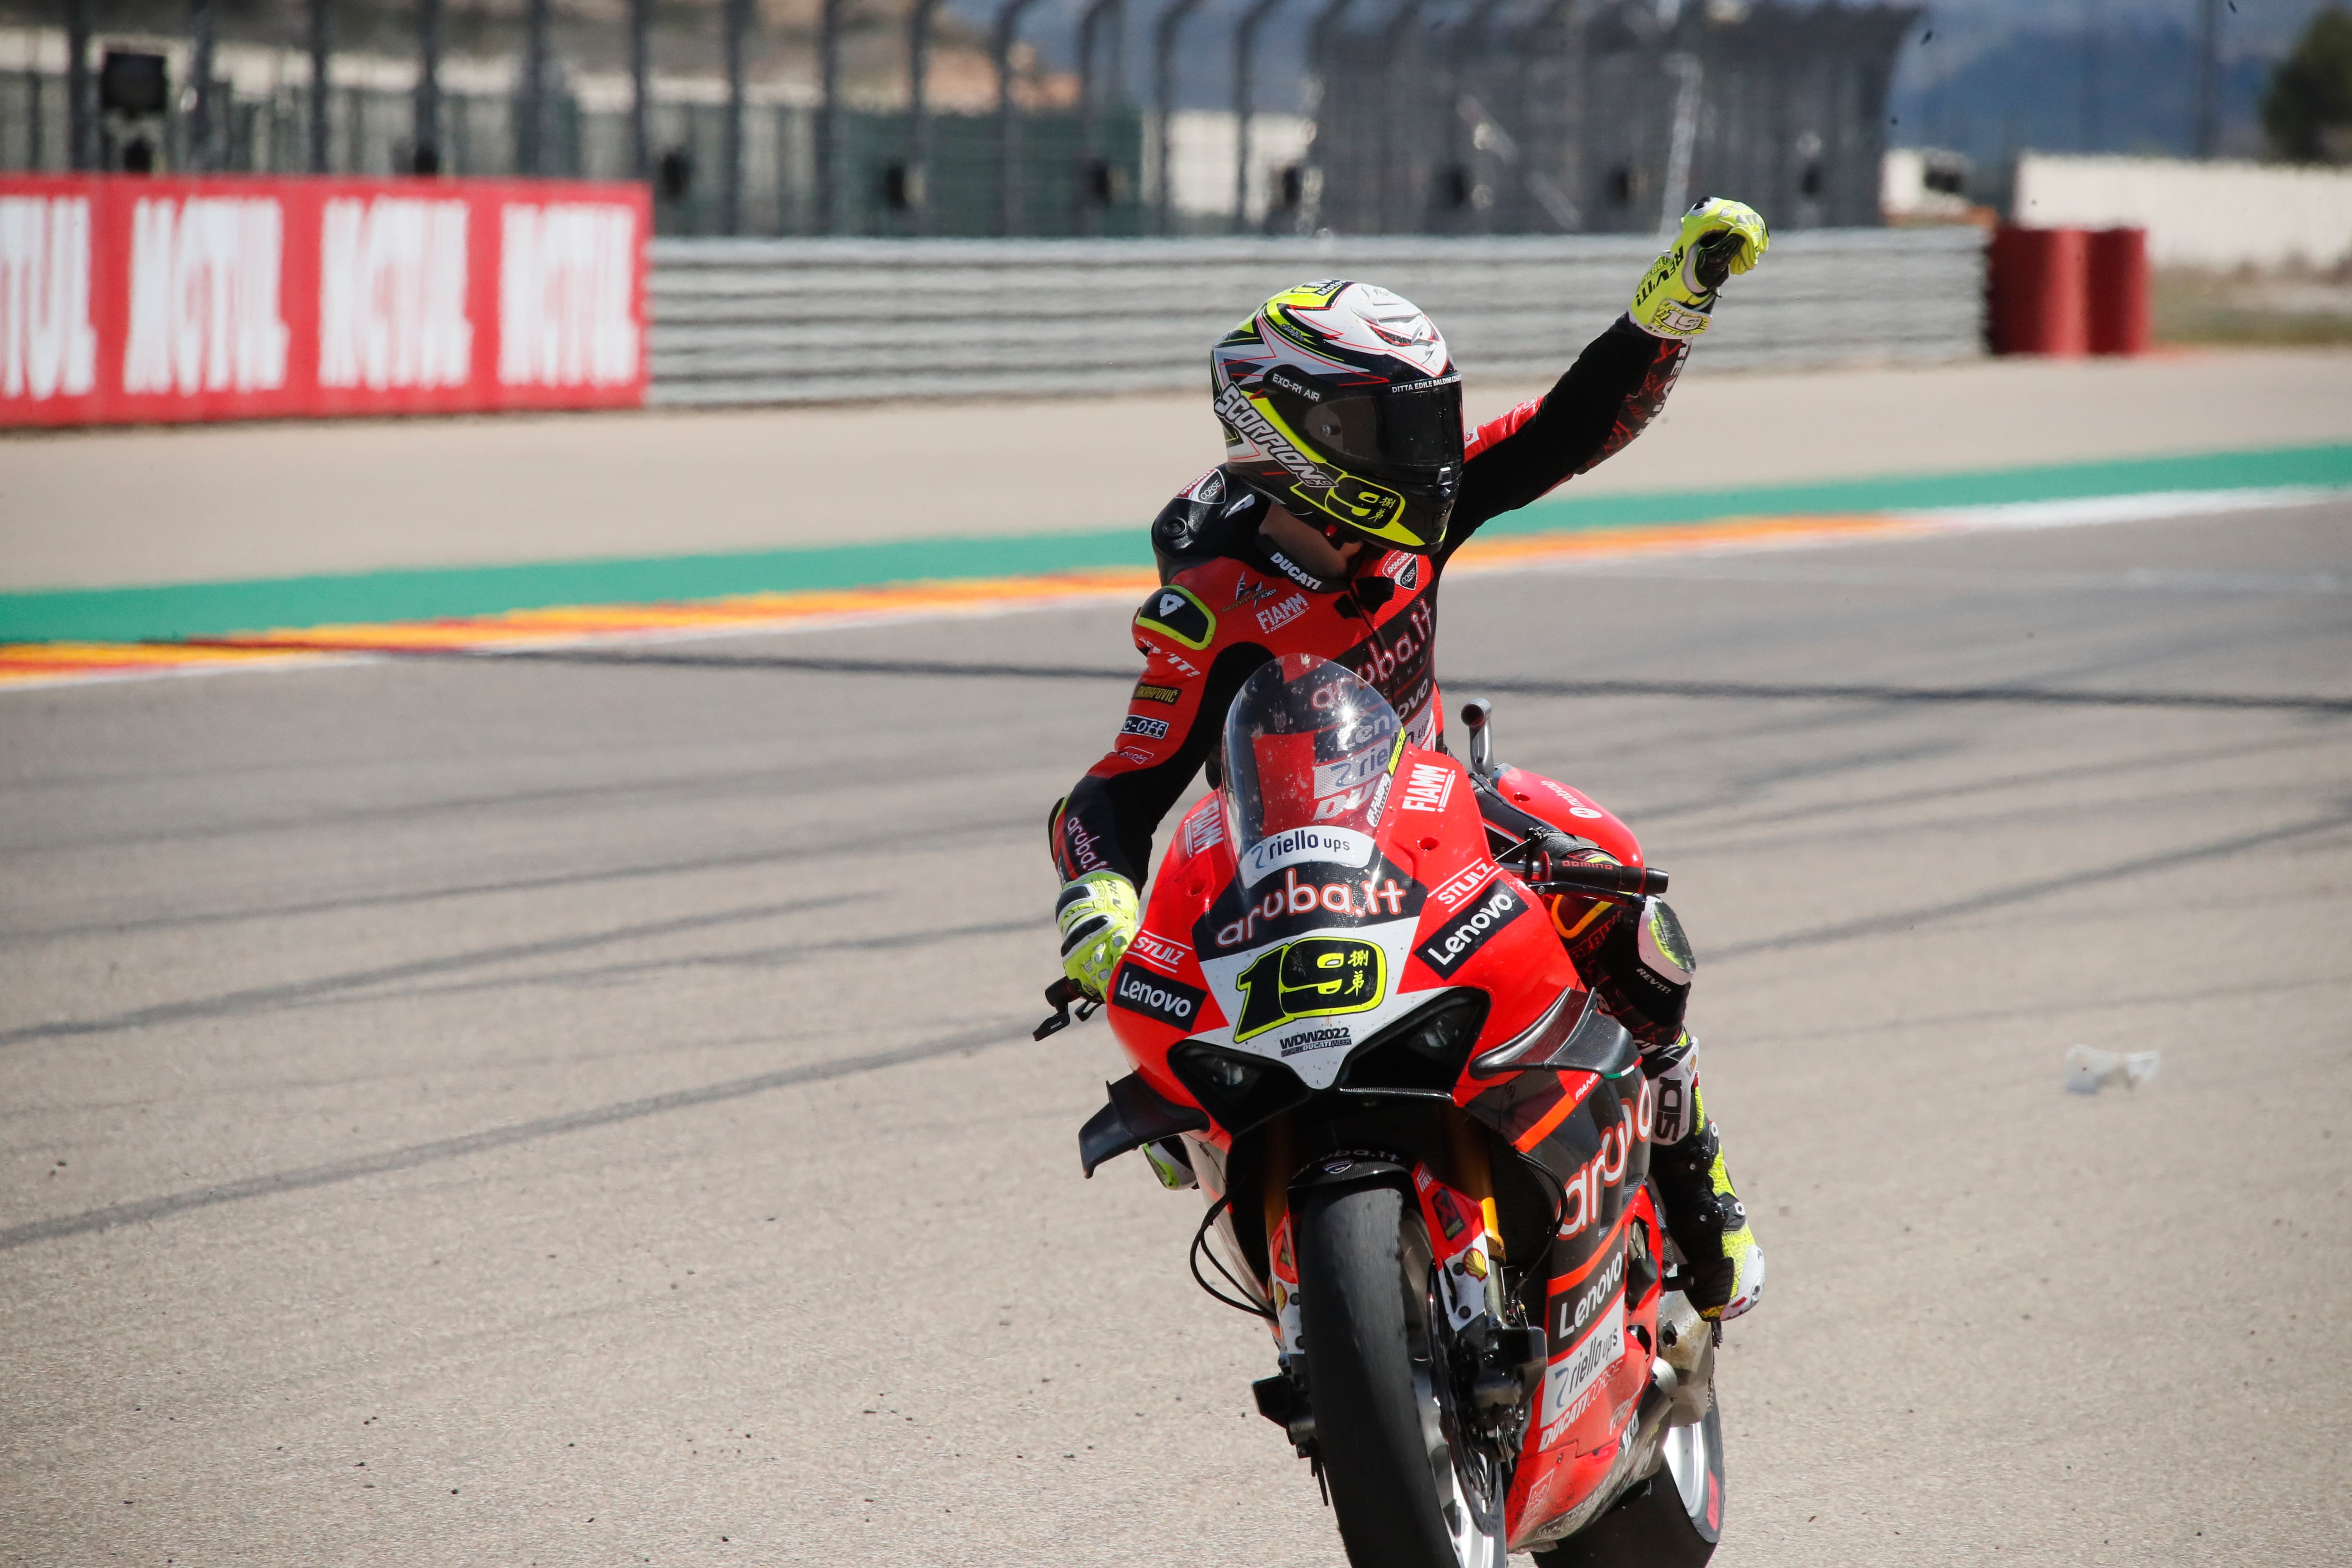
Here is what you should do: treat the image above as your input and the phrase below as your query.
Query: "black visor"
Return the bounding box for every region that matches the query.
[1294,380,1464,478]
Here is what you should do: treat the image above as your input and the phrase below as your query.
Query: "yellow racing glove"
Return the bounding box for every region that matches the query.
[1627,196,1770,340]
[1055,870,1139,1001]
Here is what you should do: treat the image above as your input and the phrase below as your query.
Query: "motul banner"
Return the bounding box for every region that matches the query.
[0,175,648,426]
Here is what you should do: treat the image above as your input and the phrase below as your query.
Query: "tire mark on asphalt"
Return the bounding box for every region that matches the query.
[0,892,865,1048]
[0,742,1003,860]
[1462,675,2352,716]
[1712,810,2352,961]
[448,649,2352,716]
[0,1019,1031,1251]
[0,813,1036,947]
[1638,729,2336,836]
[278,916,1048,1013]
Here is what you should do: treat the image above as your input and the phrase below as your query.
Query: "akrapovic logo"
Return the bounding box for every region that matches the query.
[1216,382,1327,487]
[1418,882,1526,977]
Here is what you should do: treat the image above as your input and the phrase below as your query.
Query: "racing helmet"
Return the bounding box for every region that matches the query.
[1210,280,1465,554]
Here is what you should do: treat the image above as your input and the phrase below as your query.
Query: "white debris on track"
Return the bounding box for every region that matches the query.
[2065,1045,2162,1095]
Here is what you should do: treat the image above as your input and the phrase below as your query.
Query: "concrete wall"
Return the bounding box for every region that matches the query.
[2012,154,2352,270]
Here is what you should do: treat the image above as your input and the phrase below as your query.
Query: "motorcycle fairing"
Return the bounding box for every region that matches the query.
[1478,765,1645,870]
[1505,1187,1670,1552]
[1083,661,1689,1557]
[1193,916,1427,1088]
[1113,742,1577,1110]
[1269,1209,1303,1357]
[1410,1160,1502,1335]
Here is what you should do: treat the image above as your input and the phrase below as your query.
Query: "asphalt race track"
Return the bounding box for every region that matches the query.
[4,500,2349,1567]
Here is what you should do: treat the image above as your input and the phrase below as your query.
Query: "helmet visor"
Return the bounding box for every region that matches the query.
[1296,380,1464,478]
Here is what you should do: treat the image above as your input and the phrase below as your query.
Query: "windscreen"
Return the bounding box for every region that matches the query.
[1221,654,1403,889]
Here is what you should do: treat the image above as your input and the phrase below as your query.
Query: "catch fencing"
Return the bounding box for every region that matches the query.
[648,223,1989,406]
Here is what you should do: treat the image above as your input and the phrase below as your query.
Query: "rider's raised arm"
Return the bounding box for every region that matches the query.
[1048,584,1264,890]
[1447,319,1690,538]
[1447,196,1770,544]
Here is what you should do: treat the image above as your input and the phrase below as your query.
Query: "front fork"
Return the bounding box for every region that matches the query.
[1251,1140,1544,1460]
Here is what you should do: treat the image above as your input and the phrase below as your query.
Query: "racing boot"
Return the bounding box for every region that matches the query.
[1645,1038,1764,1322]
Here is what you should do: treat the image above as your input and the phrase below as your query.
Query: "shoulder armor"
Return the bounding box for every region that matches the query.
[1135,583,1216,652]
[1152,468,1266,583]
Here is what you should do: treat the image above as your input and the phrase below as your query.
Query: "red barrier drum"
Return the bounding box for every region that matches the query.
[1988,224,2090,358]
[2085,226,2151,357]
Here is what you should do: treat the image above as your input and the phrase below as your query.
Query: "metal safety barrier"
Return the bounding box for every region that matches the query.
[647,226,1988,406]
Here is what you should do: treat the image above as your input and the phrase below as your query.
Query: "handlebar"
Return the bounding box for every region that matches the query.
[1524,860,1669,900]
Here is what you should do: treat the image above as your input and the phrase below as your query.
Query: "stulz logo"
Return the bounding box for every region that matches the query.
[1110,967,1205,1030]
[1430,859,1499,911]
[1215,382,1325,486]
[1398,760,1455,813]
[1128,929,1190,973]
[1256,593,1309,634]
[1417,882,1527,978]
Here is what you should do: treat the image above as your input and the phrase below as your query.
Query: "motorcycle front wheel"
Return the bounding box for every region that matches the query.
[1296,1182,1508,1568]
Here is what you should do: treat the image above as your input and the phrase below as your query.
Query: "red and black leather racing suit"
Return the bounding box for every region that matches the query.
[1047,314,1753,1310]
[1047,315,1687,891]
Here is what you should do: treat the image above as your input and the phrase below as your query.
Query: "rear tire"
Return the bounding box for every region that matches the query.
[1532,1398,1725,1568]
[1296,1183,1506,1568]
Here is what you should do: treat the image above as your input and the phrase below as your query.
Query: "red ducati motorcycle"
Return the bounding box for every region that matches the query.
[1042,653,1725,1568]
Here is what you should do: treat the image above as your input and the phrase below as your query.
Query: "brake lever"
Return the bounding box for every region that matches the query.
[1034,976,1102,1041]
[1504,835,1670,901]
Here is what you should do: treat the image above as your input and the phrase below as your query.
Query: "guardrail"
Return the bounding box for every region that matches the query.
[647,226,1988,406]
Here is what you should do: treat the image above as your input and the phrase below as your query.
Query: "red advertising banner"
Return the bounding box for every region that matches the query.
[0,175,649,426]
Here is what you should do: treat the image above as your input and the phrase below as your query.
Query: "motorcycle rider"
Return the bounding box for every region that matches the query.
[1049,199,1768,1322]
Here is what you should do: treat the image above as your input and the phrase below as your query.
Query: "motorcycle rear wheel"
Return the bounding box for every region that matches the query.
[1532,1398,1725,1568]
[1296,1182,1508,1568]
